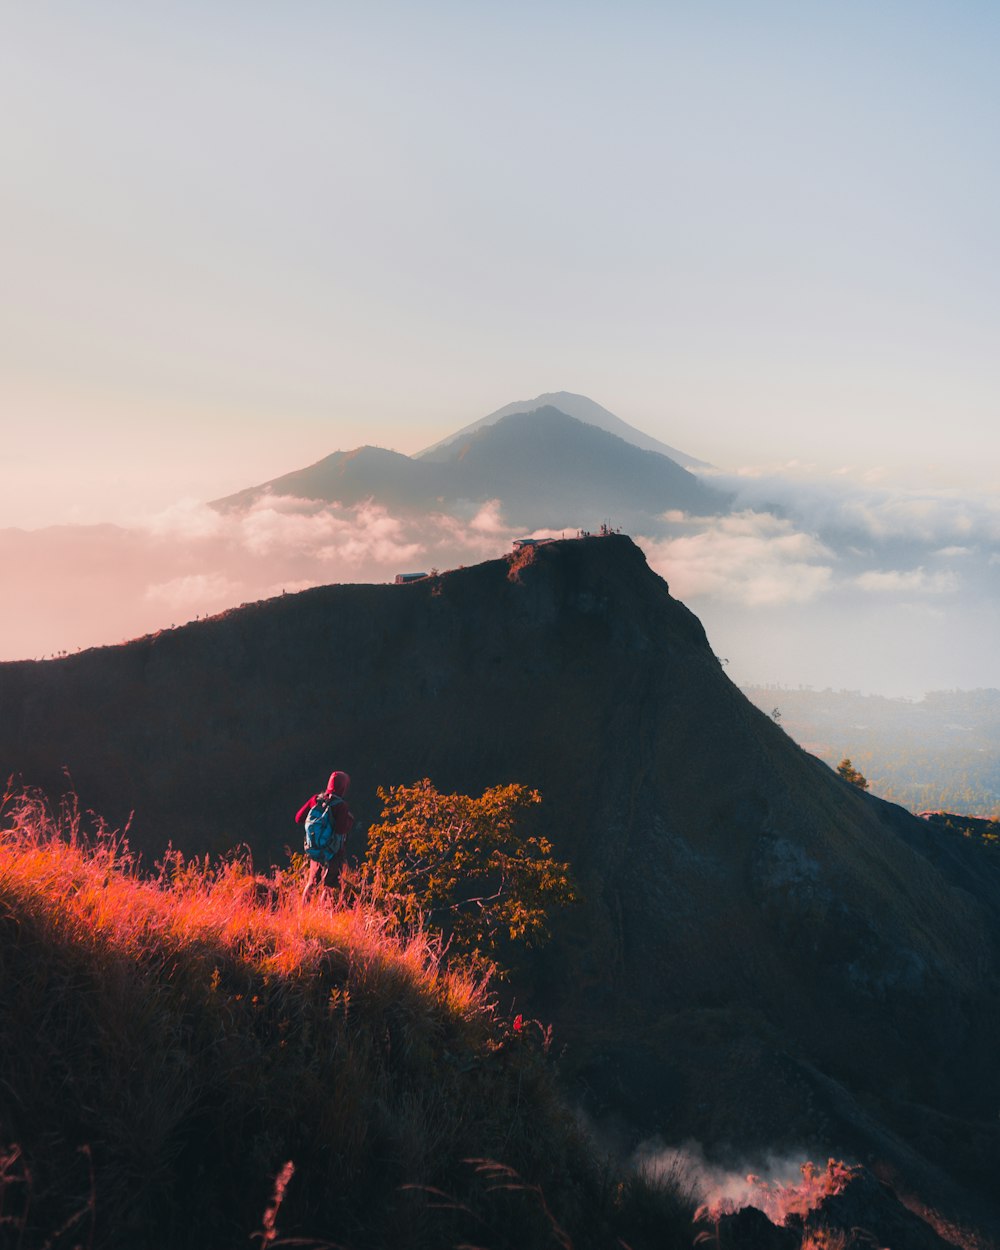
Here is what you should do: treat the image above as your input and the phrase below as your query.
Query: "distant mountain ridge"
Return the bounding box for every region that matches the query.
[417,390,711,468]
[214,404,729,526]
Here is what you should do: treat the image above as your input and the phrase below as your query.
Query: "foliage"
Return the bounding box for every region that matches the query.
[362,779,578,958]
[836,757,869,790]
[506,542,540,582]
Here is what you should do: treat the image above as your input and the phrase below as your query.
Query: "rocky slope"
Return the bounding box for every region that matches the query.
[1,535,998,1237]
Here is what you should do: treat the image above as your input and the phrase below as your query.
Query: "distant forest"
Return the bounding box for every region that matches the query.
[742,686,1000,818]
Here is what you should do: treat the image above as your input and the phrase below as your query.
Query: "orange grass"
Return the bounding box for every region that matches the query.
[0,793,697,1250]
[0,793,515,1248]
[0,794,679,1250]
[0,791,490,1019]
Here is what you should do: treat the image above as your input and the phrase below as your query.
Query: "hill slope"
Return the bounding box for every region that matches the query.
[1,536,998,1234]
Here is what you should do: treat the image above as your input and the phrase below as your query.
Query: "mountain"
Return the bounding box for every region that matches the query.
[2,536,998,1235]
[213,406,728,526]
[417,390,711,469]
[214,444,444,514]
[426,407,723,526]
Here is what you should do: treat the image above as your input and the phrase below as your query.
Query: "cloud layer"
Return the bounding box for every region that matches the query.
[5,468,1000,696]
[2,496,522,661]
[640,512,834,608]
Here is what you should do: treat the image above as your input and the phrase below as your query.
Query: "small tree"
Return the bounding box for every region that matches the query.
[837,757,869,791]
[362,779,577,957]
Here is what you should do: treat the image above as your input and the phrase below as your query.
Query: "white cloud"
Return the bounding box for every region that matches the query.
[639,511,834,608]
[140,498,226,541]
[855,567,959,595]
[839,495,990,544]
[141,494,499,570]
[708,465,1000,551]
[1,492,529,661]
[144,573,242,609]
[468,500,508,534]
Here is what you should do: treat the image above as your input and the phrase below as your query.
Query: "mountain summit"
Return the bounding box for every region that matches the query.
[2,535,998,1231]
[214,403,728,525]
[417,391,710,468]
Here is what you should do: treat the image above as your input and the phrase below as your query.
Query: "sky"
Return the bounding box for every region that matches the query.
[3,0,998,530]
[2,2,999,698]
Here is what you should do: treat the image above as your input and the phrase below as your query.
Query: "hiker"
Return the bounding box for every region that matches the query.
[296,770,355,903]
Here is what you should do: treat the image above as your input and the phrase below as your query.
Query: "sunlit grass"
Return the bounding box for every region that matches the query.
[0,792,510,1248]
[0,791,696,1249]
[0,790,490,1020]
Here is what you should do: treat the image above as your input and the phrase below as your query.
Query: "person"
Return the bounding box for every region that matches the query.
[296,770,355,904]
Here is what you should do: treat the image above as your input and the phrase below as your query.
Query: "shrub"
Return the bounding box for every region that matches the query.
[361,779,578,961]
[836,758,869,790]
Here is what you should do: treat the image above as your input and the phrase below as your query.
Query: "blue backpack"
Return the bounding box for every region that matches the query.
[304,795,345,862]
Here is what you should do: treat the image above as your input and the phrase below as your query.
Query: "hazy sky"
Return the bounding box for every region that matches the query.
[3,1,998,528]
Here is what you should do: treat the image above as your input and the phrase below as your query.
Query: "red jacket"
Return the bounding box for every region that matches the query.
[295,770,354,845]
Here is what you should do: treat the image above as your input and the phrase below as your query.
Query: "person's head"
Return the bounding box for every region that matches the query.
[326,770,350,797]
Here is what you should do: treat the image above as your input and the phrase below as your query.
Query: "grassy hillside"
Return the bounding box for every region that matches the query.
[0,792,693,1250]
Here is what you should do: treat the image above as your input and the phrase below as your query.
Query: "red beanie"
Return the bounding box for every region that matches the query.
[327,771,350,797]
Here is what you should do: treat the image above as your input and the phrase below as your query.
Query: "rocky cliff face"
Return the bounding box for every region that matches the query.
[2,535,998,1233]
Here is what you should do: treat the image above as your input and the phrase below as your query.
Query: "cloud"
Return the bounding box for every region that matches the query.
[144,573,242,610]
[140,498,227,541]
[140,495,516,570]
[468,500,508,534]
[640,511,834,607]
[723,459,821,480]
[0,494,528,661]
[429,502,523,558]
[239,497,419,563]
[709,465,1000,551]
[838,495,993,544]
[855,567,959,595]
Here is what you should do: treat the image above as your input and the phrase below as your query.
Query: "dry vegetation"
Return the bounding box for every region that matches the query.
[0,791,694,1250]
